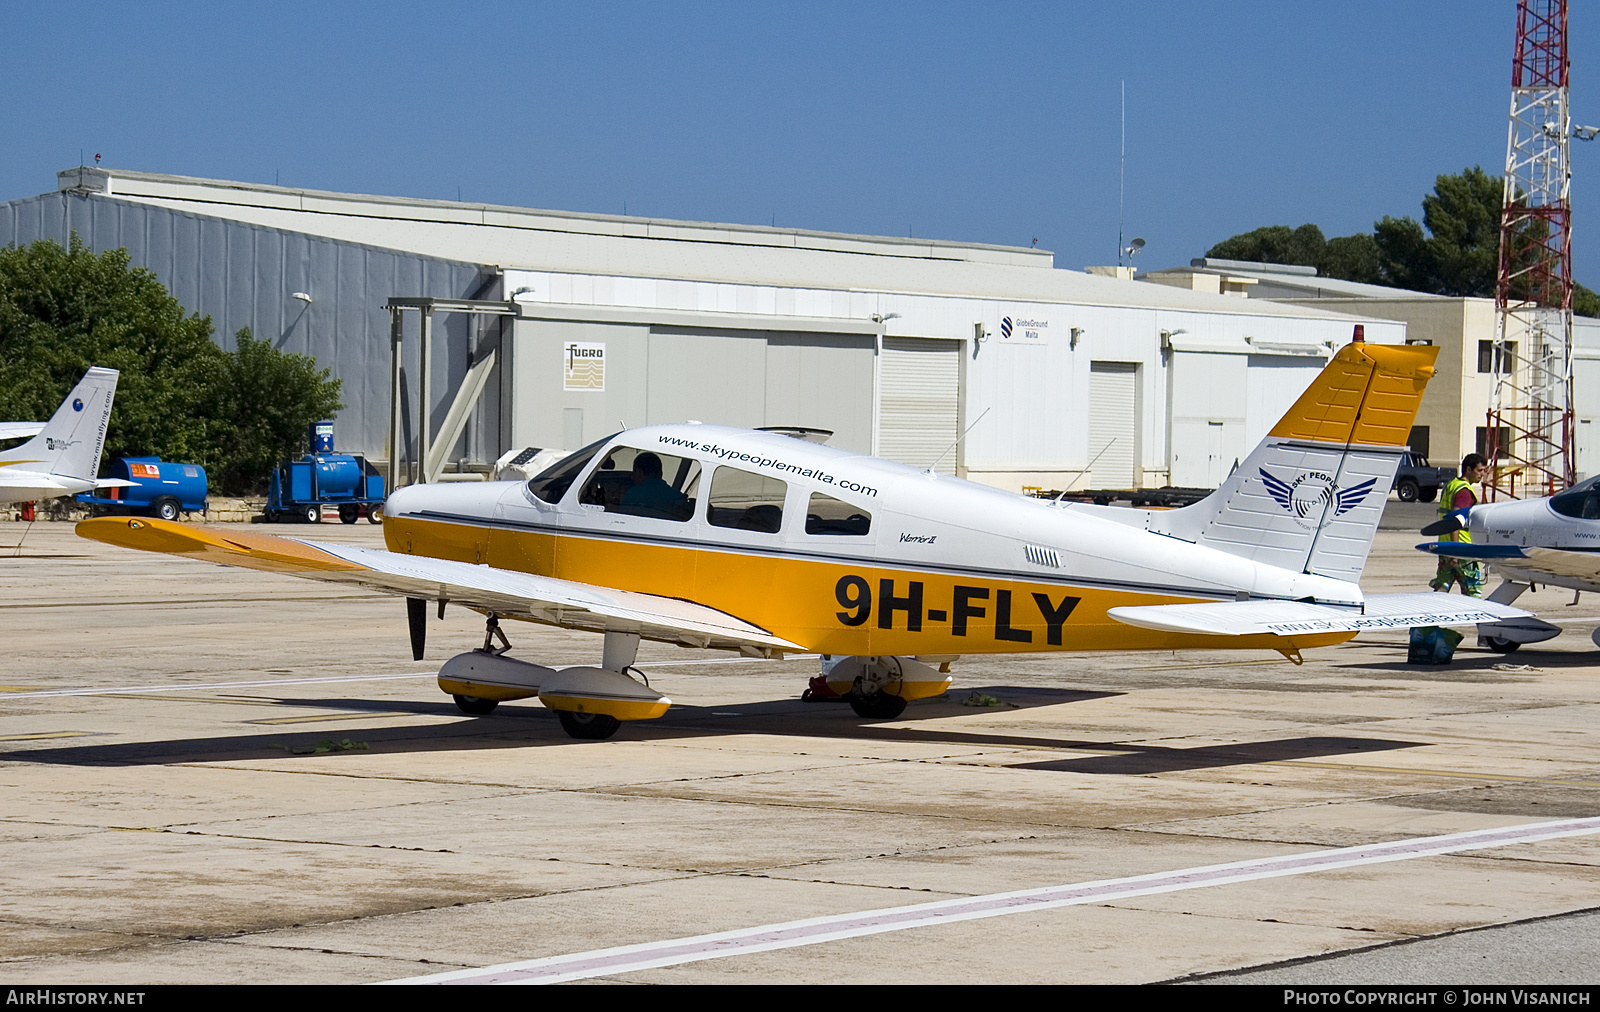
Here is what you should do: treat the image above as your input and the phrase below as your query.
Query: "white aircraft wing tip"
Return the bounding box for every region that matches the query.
[1110,594,1533,638]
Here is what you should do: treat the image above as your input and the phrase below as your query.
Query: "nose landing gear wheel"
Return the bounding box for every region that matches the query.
[453,694,499,715]
[557,710,621,739]
[1484,636,1521,654]
[849,691,907,719]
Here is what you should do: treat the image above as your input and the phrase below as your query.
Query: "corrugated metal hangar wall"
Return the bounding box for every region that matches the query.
[0,189,489,463]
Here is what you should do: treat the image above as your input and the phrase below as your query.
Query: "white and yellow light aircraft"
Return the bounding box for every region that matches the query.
[0,367,132,506]
[78,332,1530,739]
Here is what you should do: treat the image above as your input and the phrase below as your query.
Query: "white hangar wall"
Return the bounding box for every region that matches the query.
[502,268,1404,492]
[10,168,1408,490]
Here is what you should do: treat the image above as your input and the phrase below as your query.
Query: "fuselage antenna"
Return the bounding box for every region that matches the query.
[925,407,991,476]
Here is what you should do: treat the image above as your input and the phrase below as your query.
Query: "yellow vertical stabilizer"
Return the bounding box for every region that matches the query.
[1268,338,1438,447]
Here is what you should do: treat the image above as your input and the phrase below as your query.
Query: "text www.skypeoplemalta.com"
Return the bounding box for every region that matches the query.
[656,435,877,497]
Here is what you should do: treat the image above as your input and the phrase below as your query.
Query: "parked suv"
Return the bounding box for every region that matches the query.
[1392,451,1455,503]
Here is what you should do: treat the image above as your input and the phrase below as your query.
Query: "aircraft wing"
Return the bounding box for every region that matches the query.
[1419,542,1600,585]
[76,517,800,654]
[0,422,44,440]
[1108,593,1531,637]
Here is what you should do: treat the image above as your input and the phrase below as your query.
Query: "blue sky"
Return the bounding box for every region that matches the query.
[3,1,1596,281]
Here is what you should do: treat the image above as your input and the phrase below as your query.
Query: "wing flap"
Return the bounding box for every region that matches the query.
[76,517,799,653]
[1109,592,1531,637]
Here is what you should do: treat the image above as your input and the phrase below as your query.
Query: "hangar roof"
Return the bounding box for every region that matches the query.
[56,167,1388,323]
[1142,258,1452,302]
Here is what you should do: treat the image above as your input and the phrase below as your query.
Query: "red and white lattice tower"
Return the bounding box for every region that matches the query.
[1487,0,1576,500]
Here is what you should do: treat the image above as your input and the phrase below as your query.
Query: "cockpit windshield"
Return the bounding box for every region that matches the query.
[526,433,620,504]
[1550,474,1600,519]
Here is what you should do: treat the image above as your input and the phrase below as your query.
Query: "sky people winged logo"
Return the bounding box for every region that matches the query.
[1260,467,1377,530]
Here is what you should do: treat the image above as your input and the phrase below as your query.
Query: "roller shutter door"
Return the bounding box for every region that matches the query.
[879,337,960,472]
[1089,361,1138,488]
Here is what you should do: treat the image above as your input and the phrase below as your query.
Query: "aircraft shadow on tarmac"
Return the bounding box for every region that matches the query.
[1,683,1423,773]
[1337,640,1600,680]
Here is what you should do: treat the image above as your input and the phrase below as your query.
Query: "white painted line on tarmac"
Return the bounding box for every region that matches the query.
[2,655,813,700]
[635,655,817,668]
[0,673,436,700]
[388,816,1600,985]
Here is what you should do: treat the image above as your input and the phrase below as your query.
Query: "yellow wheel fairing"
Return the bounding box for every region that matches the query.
[892,677,954,701]
[536,693,672,721]
[437,678,539,702]
[385,514,1354,657]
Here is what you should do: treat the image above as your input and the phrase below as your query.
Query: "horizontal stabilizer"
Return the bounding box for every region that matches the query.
[0,423,45,441]
[1109,592,1531,637]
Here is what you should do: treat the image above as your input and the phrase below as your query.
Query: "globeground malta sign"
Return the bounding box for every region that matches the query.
[998,314,1048,344]
[564,342,605,391]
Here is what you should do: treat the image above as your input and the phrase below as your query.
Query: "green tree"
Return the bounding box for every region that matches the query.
[204,329,344,493]
[1206,223,1327,267]
[0,235,223,462]
[1204,167,1600,315]
[0,235,344,493]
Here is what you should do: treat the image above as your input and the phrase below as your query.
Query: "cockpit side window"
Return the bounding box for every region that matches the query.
[805,492,872,536]
[579,445,700,522]
[526,434,617,504]
[707,466,786,533]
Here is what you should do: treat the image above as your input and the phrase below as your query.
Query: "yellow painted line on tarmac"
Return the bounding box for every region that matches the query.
[0,731,94,742]
[0,686,49,693]
[245,712,413,725]
[102,693,286,707]
[1270,759,1600,788]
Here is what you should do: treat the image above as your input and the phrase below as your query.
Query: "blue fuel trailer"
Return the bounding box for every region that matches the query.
[76,457,208,521]
[263,421,386,524]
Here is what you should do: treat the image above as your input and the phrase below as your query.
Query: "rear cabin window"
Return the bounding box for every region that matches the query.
[707,466,786,533]
[579,446,700,522]
[805,492,872,536]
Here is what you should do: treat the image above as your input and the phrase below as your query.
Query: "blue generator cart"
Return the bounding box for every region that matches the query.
[76,457,208,521]
[265,452,386,524]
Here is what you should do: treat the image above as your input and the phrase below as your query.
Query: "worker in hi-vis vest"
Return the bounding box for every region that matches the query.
[1430,453,1489,596]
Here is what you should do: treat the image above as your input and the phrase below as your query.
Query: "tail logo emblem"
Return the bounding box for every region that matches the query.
[72,398,83,412]
[1260,468,1376,530]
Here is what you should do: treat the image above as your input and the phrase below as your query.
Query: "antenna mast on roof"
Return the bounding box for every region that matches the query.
[1117,81,1126,267]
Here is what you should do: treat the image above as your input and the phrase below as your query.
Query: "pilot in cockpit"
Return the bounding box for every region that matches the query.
[622,452,689,515]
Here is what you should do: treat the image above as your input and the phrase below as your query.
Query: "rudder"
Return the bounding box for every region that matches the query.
[1151,332,1436,582]
[7,367,120,481]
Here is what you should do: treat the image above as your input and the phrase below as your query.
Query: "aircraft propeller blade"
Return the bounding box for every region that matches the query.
[407,596,426,660]
[1420,511,1468,537]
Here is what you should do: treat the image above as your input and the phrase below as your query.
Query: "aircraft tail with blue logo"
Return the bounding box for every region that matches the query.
[4,367,120,483]
[1151,330,1436,584]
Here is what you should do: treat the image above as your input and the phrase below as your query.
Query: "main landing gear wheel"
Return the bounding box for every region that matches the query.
[849,691,907,720]
[453,694,499,715]
[557,710,621,740]
[1484,636,1521,654]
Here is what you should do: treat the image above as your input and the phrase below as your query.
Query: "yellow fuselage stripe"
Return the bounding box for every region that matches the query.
[387,517,1351,656]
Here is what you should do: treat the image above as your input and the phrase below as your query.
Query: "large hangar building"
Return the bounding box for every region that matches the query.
[0,168,1403,491]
